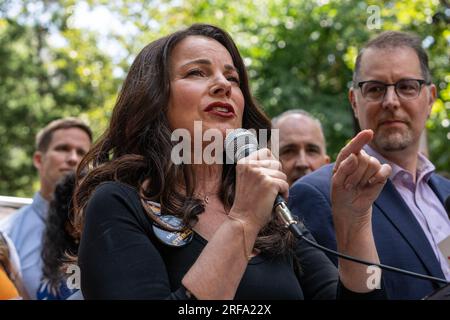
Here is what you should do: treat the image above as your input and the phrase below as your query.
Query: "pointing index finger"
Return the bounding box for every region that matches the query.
[335,129,374,171]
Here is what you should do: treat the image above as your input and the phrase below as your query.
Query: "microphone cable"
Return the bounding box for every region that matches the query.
[287,221,449,285]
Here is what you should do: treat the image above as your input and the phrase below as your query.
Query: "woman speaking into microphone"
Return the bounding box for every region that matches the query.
[72,24,390,299]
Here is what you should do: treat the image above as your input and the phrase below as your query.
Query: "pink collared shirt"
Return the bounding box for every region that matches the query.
[365,145,450,280]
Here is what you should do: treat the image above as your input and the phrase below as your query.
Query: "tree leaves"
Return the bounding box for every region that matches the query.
[0,0,448,196]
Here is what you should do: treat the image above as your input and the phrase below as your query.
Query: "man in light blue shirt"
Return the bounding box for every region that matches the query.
[0,118,92,299]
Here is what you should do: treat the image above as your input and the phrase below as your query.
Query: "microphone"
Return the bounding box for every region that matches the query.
[224,129,449,286]
[224,129,305,238]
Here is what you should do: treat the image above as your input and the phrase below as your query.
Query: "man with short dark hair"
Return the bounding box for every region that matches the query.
[272,110,330,186]
[0,118,92,299]
[288,31,450,299]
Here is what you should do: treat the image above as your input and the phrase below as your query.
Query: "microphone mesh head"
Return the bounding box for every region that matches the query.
[224,129,258,163]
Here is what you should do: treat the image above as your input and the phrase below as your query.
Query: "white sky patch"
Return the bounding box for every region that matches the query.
[47,32,68,48]
[68,1,139,64]
[71,2,139,38]
[3,0,155,75]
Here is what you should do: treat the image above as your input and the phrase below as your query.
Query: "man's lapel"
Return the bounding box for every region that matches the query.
[374,180,445,279]
[428,175,450,206]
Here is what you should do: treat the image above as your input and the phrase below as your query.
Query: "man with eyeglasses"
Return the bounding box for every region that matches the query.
[288,31,450,299]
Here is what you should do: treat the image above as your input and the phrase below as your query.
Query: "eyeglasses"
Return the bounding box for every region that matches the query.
[357,79,429,102]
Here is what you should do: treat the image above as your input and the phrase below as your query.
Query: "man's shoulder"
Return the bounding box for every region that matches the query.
[431,172,450,184]
[288,164,335,206]
[86,181,141,215]
[430,172,450,197]
[91,181,139,201]
[0,204,32,235]
[292,163,334,189]
[288,165,334,220]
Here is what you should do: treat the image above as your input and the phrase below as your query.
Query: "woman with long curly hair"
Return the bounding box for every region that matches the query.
[72,24,390,299]
[38,173,79,300]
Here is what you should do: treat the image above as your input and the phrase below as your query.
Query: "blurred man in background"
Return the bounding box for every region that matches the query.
[0,118,92,299]
[272,109,330,186]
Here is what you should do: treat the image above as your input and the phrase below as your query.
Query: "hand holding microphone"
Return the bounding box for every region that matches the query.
[225,129,303,237]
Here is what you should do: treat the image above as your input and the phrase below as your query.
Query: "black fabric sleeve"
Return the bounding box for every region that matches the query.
[337,280,387,300]
[294,228,339,299]
[78,182,184,299]
[295,228,387,300]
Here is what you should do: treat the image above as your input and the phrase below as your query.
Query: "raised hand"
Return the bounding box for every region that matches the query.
[332,130,391,222]
[332,130,391,292]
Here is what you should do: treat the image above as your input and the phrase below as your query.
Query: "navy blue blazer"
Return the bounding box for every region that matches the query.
[288,163,450,300]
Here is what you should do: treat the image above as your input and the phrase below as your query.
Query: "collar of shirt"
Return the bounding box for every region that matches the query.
[363,144,435,186]
[32,192,49,222]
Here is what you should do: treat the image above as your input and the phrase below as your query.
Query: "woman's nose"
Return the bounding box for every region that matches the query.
[209,75,232,97]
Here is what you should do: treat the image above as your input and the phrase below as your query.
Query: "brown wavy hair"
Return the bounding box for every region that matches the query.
[73,23,294,256]
[41,173,79,295]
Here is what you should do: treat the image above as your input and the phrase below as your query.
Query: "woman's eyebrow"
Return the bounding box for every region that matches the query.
[180,59,237,72]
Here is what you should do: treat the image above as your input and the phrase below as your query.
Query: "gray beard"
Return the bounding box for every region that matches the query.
[374,129,413,152]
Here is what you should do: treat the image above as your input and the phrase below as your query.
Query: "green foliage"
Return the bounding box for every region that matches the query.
[0,0,449,196]
[245,0,450,163]
[0,1,119,196]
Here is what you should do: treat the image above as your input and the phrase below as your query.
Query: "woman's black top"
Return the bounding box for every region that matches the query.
[78,182,385,299]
